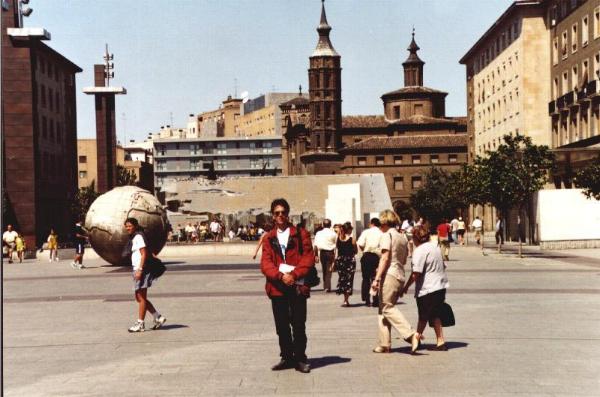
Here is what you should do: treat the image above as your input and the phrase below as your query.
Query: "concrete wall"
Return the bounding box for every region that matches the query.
[538,189,600,248]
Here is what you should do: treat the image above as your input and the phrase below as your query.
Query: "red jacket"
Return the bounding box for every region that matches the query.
[260,225,315,298]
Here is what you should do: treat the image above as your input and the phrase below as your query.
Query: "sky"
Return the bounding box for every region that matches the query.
[27,0,513,144]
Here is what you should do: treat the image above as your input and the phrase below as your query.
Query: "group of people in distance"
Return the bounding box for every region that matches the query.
[260,198,450,374]
[2,224,61,264]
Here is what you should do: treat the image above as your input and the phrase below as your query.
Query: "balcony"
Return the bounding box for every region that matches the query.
[556,95,566,110]
[586,80,598,97]
[564,91,574,106]
[548,100,556,115]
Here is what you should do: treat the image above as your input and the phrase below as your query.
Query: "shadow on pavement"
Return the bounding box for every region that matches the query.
[155,324,189,331]
[309,355,351,369]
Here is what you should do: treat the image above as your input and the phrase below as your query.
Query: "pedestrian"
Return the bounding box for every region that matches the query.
[209,218,220,242]
[371,210,419,354]
[457,217,466,245]
[402,225,450,351]
[313,218,337,292]
[47,229,58,262]
[252,222,273,260]
[450,217,459,245]
[71,220,88,270]
[3,224,18,263]
[357,218,382,307]
[124,217,167,333]
[495,217,504,245]
[260,198,315,373]
[335,222,357,307]
[401,218,415,256]
[471,216,483,245]
[15,233,26,263]
[436,219,451,261]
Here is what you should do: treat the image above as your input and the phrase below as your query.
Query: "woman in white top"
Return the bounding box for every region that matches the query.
[124,217,166,333]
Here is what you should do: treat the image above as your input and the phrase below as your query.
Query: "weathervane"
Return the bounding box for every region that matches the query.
[17,0,34,28]
[103,44,114,86]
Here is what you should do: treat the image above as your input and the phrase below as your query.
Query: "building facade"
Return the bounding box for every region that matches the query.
[153,136,282,190]
[2,0,81,247]
[283,2,468,208]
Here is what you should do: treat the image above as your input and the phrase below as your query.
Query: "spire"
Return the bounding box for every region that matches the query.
[312,0,339,57]
[404,27,424,64]
[403,28,425,87]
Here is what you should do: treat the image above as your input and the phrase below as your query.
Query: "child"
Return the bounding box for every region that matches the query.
[15,234,26,263]
[47,229,59,262]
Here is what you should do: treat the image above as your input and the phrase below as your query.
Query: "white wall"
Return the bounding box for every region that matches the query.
[538,189,600,241]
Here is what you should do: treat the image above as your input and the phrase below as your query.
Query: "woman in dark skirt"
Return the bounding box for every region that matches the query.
[335,222,358,307]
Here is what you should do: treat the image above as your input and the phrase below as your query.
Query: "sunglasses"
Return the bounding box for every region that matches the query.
[273,211,288,216]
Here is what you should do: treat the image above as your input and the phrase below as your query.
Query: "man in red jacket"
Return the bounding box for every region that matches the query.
[261,198,315,373]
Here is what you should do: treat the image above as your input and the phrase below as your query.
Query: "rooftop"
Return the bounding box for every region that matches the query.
[341,134,468,151]
[342,115,388,128]
[382,86,447,97]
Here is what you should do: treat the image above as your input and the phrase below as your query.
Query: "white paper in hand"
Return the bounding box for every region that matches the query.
[279,263,295,273]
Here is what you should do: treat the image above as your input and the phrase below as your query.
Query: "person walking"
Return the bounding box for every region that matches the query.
[313,219,337,292]
[371,210,419,354]
[47,229,59,262]
[471,216,483,245]
[450,217,459,245]
[357,218,382,307]
[3,224,18,263]
[402,225,450,351]
[209,218,220,242]
[457,217,466,245]
[261,198,315,373]
[495,217,504,246]
[437,219,451,261]
[15,233,26,263]
[335,222,357,307]
[124,217,166,333]
[71,220,88,269]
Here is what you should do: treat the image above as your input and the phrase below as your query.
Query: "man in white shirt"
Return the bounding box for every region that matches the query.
[450,217,459,245]
[3,224,18,264]
[357,218,383,306]
[495,218,504,245]
[471,216,483,245]
[313,219,337,292]
[209,219,220,241]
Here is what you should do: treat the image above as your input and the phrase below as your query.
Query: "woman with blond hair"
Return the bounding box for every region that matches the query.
[402,225,450,351]
[371,209,419,354]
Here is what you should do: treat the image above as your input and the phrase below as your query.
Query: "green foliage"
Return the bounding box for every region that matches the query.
[72,181,99,222]
[393,200,414,221]
[116,164,137,186]
[473,134,554,216]
[574,155,600,200]
[410,167,459,226]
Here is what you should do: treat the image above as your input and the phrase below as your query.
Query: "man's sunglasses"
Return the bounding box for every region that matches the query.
[273,211,288,216]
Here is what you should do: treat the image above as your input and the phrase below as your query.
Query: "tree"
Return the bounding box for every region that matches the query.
[410,167,455,228]
[472,134,554,245]
[116,164,137,186]
[574,155,600,200]
[72,181,100,222]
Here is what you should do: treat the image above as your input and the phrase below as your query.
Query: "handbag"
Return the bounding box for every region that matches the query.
[429,302,455,327]
[304,266,320,287]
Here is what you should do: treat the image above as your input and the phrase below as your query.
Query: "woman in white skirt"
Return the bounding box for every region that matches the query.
[124,217,166,333]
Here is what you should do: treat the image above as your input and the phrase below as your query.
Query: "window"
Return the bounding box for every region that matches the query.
[190,144,200,155]
[449,154,458,163]
[78,155,87,163]
[414,104,423,115]
[42,116,47,138]
[55,92,60,113]
[572,23,578,53]
[375,156,385,165]
[393,106,400,119]
[562,71,569,95]
[595,6,600,39]
[572,65,579,90]
[357,157,367,166]
[582,59,589,87]
[250,158,260,169]
[583,16,589,46]
[48,88,54,111]
[394,177,404,191]
[554,77,559,99]
[216,143,227,154]
[79,171,87,179]
[41,85,46,107]
[412,155,421,164]
[263,141,273,153]
[393,156,403,165]
[562,31,568,59]
[156,161,166,171]
[190,159,201,170]
[553,37,559,65]
[216,159,227,170]
[411,176,422,189]
[430,155,439,164]
[595,52,600,80]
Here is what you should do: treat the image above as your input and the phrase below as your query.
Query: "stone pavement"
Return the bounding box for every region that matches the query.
[2,246,600,396]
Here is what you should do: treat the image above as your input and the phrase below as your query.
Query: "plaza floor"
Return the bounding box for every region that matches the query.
[2,245,600,396]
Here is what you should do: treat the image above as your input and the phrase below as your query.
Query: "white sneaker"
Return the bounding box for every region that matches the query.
[78,264,85,269]
[70,262,78,269]
[49,259,53,263]
[128,321,145,333]
[55,257,60,262]
[152,315,167,330]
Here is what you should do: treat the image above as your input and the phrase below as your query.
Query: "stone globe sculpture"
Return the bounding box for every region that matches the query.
[85,186,169,266]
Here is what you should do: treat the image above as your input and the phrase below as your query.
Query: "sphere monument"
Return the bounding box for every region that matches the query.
[85,186,169,266]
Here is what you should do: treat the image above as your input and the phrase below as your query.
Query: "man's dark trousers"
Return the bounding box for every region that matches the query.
[319,250,335,292]
[271,293,307,363]
[360,252,379,305]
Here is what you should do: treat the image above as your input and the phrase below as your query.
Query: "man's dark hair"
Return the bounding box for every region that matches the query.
[124,217,141,230]
[270,198,290,214]
[322,218,332,228]
[370,218,381,227]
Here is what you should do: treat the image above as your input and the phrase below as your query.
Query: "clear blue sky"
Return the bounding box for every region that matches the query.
[28,0,512,143]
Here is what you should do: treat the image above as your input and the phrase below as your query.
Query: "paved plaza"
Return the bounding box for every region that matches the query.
[3,245,600,396]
